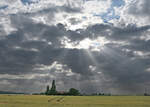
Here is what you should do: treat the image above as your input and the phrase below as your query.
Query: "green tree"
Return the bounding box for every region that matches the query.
[49,80,57,95]
[68,88,80,96]
[45,85,49,95]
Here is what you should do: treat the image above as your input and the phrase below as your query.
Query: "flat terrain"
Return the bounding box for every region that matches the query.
[0,95,150,107]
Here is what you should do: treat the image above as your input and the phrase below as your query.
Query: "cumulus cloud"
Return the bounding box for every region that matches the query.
[0,0,150,95]
[115,0,150,26]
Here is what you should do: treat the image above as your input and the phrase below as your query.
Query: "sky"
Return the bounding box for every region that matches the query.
[0,0,150,95]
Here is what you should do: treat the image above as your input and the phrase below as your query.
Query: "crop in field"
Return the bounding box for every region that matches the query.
[0,95,150,107]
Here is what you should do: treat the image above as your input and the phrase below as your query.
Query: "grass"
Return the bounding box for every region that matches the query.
[0,95,150,107]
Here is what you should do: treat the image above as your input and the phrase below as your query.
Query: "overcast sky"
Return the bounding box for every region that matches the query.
[0,0,150,95]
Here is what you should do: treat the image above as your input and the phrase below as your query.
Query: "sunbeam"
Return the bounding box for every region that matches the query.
[62,36,109,52]
[1,0,150,96]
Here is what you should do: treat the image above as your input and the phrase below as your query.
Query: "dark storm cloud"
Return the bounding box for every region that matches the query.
[21,5,81,23]
[94,47,150,93]
[0,11,150,94]
[84,23,150,41]
[0,37,37,75]
[0,14,93,75]
[29,5,80,15]
[58,49,94,75]
[110,25,150,40]
[127,0,150,17]
[68,18,82,25]
[10,15,66,46]
[69,23,150,93]
[121,0,150,26]
[122,39,150,53]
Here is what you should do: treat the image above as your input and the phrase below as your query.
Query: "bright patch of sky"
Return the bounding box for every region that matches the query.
[62,37,109,52]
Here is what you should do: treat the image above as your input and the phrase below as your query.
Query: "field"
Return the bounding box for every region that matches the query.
[0,95,150,107]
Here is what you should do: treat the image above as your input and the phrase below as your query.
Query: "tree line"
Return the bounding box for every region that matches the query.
[45,80,80,96]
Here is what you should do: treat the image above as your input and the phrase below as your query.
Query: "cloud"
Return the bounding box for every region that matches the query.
[0,0,150,95]
[116,0,150,26]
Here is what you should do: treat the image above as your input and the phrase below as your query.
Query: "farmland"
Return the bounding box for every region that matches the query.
[0,95,150,107]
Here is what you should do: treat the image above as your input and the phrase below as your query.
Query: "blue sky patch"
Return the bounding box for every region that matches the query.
[94,0,125,23]
[112,0,125,7]
[21,0,39,5]
[0,5,8,10]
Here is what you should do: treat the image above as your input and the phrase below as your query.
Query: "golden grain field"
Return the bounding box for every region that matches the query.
[0,95,150,107]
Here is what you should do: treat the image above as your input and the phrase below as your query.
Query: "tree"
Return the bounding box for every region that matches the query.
[45,85,49,95]
[49,80,57,95]
[45,80,57,95]
[68,88,80,96]
[51,80,56,92]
